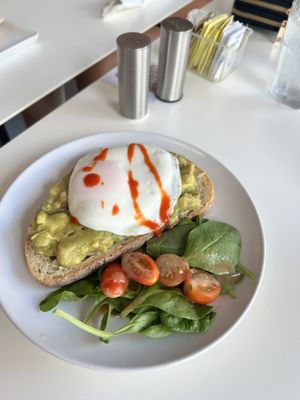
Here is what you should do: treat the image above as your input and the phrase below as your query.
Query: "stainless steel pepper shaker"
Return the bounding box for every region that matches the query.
[156,17,193,102]
[117,32,151,119]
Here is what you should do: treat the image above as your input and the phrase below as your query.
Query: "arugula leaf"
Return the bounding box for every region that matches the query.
[160,310,216,333]
[146,220,197,258]
[184,221,241,274]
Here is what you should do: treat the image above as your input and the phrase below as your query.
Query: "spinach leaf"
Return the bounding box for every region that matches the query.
[84,295,107,323]
[140,292,212,320]
[40,274,141,314]
[99,304,114,343]
[141,324,173,338]
[184,221,241,274]
[121,281,143,299]
[54,309,113,341]
[194,216,209,225]
[146,220,197,258]
[100,303,113,331]
[236,262,255,280]
[85,297,130,343]
[215,270,244,299]
[112,311,160,336]
[53,309,160,342]
[178,218,197,226]
[160,310,216,333]
[120,284,212,321]
[120,284,167,318]
[39,280,101,312]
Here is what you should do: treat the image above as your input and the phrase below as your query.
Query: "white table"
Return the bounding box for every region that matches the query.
[0,0,198,125]
[1,2,300,398]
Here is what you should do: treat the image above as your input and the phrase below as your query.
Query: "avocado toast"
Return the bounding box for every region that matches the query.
[25,153,214,287]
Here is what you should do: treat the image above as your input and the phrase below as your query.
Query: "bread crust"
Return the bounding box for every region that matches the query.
[25,163,214,287]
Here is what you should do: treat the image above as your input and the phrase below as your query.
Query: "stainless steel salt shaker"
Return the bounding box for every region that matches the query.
[117,32,151,119]
[156,17,193,102]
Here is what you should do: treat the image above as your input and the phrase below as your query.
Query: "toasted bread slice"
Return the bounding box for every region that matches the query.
[25,163,214,287]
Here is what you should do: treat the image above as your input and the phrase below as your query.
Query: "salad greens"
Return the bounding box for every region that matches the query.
[39,277,100,312]
[184,221,241,274]
[146,218,197,258]
[119,284,212,320]
[40,217,254,343]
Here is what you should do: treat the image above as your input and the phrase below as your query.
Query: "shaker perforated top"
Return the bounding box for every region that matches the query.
[161,17,193,32]
[117,32,151,50]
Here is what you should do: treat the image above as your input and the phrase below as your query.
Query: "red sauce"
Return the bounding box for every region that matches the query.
[100,200,105,209]
[128,170,161,235]
[112,204,120,216]
[81,148,109,172]
[137,144,171,224]
[128,169,139,199]
[84,173,101,187]
[82,166,93,172]
[127,143,135,165]
[94,147,109,162]
[127,144,171,227]
[70,215,80,225]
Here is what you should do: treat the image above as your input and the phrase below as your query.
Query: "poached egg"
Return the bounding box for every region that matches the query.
[68,144,182,236]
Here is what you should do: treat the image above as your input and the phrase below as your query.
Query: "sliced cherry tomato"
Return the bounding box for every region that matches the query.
[156,254,189,287]
[100,263,129,298]
[121,252,159,286]
[183,268,221,304]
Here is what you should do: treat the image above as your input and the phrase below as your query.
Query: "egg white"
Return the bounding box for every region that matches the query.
[68,144,182,236]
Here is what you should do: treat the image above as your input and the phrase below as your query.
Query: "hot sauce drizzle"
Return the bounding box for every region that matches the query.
[112,204,120,216]
[127,170,161,235]
[70,215,80,225]
[127,143,135,164]
[127,144,171,234]
[82,166,93,172]
[137,144,171,224]
[94,148,109,162]
[84,173,101,187]
[81,148,109,173]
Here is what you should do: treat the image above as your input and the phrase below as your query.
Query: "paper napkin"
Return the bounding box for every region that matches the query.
[101,0,145,19]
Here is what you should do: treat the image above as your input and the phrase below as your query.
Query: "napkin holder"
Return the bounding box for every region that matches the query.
[187,10,253,82]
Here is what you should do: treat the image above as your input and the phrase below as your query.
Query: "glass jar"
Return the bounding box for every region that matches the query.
[269,0,300,109]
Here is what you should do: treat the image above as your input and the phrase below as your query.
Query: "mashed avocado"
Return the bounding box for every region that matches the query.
[41,176,69,213]
[57,230,115,267]
[30,155,201,267]
[30,211,121,267]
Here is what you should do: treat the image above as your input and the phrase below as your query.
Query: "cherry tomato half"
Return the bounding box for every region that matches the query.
[100,263,129,298]
[183,268,221,304]
[156,254,189,287]
[121,252,159,286]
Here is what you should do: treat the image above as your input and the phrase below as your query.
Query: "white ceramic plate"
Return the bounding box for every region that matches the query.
[0,20,38,61]
[0,132,264,371]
